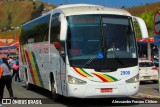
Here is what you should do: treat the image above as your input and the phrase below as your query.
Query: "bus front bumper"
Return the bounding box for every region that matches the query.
[67,82,139,98]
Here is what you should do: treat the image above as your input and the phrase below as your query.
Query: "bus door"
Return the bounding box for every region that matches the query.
[50,14,64,95]
[59,42,66,96]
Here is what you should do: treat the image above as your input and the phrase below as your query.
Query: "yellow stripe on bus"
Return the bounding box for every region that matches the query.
[97,73,114,82]
[28,51,41,87]
[77,68,90,77]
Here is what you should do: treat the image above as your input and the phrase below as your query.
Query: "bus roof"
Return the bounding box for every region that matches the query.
[22,4,131,26]
[54,4,131,16]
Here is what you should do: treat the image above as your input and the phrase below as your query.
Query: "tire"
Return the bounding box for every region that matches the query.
[26,82,32,90]
[153,80,158,84]
[25,68,31,90]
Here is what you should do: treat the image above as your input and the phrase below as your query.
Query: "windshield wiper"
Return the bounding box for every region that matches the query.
[83,49,102,68]
[109,51,125,68]
[83,56,96,68]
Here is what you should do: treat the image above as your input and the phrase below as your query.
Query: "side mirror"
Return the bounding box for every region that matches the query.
[59,14,68,41]
[133,16,148,39]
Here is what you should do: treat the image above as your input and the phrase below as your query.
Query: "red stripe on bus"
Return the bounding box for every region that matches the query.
[25,50,36,85]
[73,67,87,77]
[92,73,108,82]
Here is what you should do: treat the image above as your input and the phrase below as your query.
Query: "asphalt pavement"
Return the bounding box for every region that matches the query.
[0,81,160,107]
[133,82,160,99]
[2,80,160,99]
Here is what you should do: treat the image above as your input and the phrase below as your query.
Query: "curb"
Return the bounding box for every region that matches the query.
[133,93,160,99]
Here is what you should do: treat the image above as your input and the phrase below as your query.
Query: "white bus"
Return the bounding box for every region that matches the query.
[19,4,148,99]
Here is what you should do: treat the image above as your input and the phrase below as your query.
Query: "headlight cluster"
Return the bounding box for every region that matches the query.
[68,75,87,84]
[125,74,139,83]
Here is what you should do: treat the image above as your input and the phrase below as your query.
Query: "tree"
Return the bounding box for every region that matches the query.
[121,6,126,9]
[7,12,12,27]
[31,3,45,19]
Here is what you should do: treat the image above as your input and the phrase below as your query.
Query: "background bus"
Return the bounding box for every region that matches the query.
[19,4,148,100]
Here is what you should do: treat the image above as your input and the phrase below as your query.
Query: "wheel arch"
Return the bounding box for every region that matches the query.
[49,72,54,91]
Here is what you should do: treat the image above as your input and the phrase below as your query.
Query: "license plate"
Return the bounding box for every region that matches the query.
[100,88,112,93]
[144,76,150,79]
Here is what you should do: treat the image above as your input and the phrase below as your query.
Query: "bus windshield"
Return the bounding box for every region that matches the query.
[67,15,138,70]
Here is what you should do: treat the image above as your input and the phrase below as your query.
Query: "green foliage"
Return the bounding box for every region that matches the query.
[126,2,160,37]
[121,6,126,9]
[0,1,53,28]
[134,22,141,38]
[0,1,54,38]
[32,1,36,5]
[0,29,20,35]
[7,13,12,27]
[134,10,159,37]
[31,3,45,19]
[140,11,154,30]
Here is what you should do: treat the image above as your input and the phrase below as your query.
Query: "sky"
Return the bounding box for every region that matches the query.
[43,0,160,8]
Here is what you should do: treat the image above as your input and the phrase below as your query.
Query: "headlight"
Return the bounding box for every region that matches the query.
[68,75,87,84]
[125,74,139,83]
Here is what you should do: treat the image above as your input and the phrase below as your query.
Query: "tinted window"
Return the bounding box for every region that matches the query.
[20,14,50,45]
[50,13,61,51]
[67,15,138,70]
[139,62,154,67]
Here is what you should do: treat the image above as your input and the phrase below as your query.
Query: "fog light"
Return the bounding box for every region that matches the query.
[126,74,139,83]
[74,88,78,92]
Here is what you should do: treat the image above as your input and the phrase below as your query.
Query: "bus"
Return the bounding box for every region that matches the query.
[19,4,148,100]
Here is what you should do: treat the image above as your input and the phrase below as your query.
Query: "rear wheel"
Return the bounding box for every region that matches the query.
[152,80,158,84]
[25,68,31,90]
[26,82,32,90]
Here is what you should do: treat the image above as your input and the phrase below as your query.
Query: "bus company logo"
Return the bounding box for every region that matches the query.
[2,99,11,104]
[2,99,43,104]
